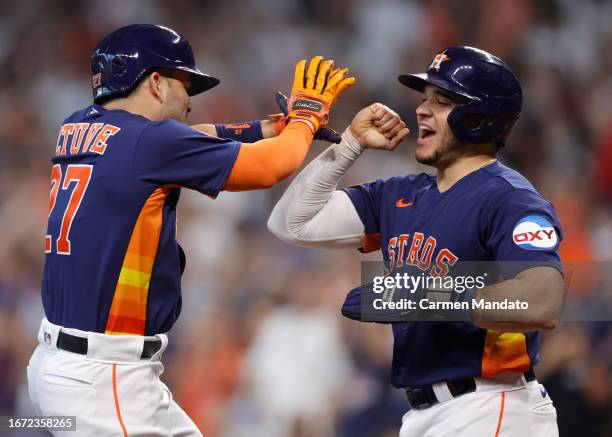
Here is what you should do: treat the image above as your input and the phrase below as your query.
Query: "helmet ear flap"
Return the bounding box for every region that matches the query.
[92,53,127,82]
[447,105,472,144]
[110,55,128,78]
[91,53,110,91]
[447,104,497,145]
[448,104,518,146]
[460,114,485,130]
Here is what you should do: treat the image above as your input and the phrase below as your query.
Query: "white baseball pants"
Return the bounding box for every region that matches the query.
[27,318,202,436]
[399,373,558,437]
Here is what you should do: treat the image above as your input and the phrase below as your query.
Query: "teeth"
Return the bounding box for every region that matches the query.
[419,126,435,138]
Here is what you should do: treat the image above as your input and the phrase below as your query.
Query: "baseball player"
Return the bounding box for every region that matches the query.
[268,46,565,436]
[26,23,362,436]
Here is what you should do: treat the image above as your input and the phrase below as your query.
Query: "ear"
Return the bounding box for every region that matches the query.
[146,71,166,104]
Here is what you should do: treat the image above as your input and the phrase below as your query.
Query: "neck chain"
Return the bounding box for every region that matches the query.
[476,158,497,170]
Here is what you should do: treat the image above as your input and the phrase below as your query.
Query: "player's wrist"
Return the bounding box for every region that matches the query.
[343,127,366,154]
[215,121,264,142]
[288,118,317,134]
[262,116,285,138]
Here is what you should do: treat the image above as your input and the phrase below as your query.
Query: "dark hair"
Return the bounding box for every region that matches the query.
[98,68,175,105]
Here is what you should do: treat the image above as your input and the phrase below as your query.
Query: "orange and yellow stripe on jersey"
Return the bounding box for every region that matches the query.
[481,331,532,377]
[105,187,170,335]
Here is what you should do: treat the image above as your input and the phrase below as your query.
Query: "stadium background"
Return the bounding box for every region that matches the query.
[0,0,611,435]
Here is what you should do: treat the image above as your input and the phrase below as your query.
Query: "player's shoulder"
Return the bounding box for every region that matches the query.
[63,104,150,126]
[348,172,434,198]
[62,105,98,123]
[481,161,555,211]
[356,173,434,203]
[481,161,538,192]
[343,172,433,206]
[383,172,435,191]
[481,162,543,198]
[142,119,196,136]
[139,119,231,145]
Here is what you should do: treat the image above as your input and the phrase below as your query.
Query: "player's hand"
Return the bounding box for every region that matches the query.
[349,103,409,150]
[341,277,426,324]
[275,92,342,143]
[287,56,355,134]
[265,112,287,137]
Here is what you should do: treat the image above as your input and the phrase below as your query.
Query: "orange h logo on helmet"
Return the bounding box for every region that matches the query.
[429,51,449,71]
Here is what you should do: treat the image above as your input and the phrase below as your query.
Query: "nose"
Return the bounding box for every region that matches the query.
[416,99,433,119]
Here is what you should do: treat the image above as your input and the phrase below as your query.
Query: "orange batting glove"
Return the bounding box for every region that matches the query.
[287,56,355,133]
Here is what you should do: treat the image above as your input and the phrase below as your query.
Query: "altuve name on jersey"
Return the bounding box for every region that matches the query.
[54,123,121,157]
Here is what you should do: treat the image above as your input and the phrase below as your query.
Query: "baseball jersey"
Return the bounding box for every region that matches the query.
[42,104,240,336]
[343,161,563,388]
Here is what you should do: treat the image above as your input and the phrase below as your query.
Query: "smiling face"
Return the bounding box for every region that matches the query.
[415,85,468,167]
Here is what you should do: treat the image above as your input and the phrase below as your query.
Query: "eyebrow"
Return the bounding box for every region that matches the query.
[432,88,469,104]
[433,89,455,99]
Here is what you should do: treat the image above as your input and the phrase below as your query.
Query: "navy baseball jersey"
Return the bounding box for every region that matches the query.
[42,104,240,336]
[343,161,563,388]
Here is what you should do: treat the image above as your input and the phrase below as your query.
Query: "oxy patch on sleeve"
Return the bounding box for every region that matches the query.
[512,215,558,250]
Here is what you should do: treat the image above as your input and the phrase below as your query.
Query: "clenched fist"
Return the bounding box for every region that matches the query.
[349,103,409,150]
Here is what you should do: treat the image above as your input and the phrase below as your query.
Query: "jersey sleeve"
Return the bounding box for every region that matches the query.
[342,179,386,253]
[134,120,241,197]
[486,188,564,278]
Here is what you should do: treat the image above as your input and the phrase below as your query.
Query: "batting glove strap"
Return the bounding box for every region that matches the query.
[287,93,330,133]
[275,91,341,143]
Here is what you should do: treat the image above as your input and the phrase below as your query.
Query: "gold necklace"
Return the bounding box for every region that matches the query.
[476,158,497,171]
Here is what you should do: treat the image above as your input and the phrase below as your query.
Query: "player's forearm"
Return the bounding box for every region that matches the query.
[191,119,281,141]
[191,123,217,136]
[191,120,276,141]
[267,128,365,248]
[261,119,283,138]
[223,121,313,191]
[471,266,564,331]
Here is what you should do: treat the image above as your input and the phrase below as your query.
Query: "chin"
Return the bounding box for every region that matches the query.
[415,153,439,166]
[415,143,441,166]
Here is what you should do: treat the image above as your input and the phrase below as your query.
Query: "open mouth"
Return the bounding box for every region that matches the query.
[419,125,436,139]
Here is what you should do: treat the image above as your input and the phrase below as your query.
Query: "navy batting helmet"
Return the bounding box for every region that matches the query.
[91,24,219,103]
[399,46,522,146]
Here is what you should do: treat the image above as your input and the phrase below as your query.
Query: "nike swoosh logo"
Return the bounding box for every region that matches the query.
[396,197,415,208]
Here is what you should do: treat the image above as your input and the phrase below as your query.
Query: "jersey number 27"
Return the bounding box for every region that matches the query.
[45,164,93,255]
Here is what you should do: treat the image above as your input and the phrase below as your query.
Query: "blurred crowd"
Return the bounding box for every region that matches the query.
[0,0,611,435]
